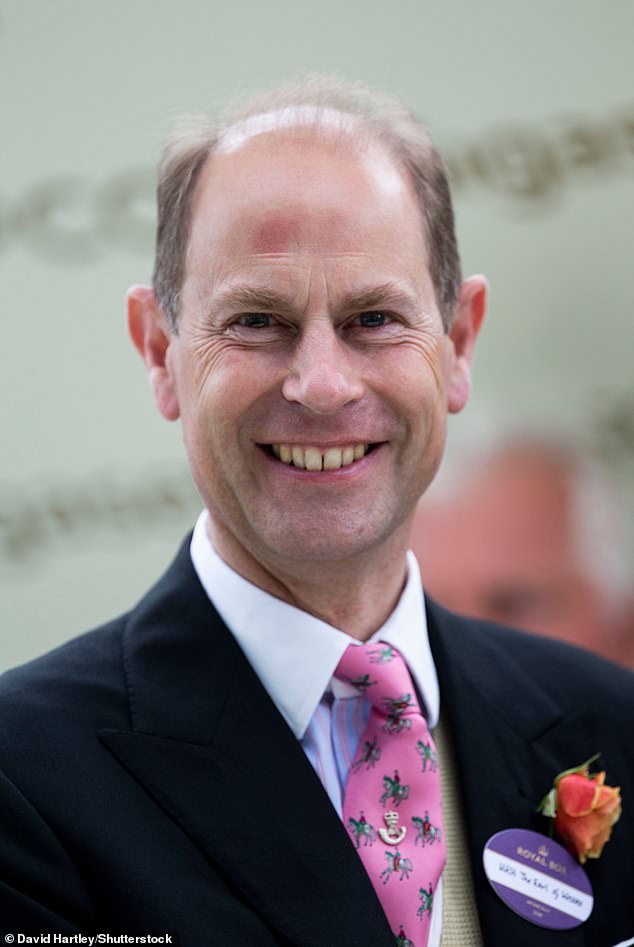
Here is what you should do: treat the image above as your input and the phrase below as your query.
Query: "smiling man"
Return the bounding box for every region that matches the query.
[1,78,633,947]
[128,108,482,638]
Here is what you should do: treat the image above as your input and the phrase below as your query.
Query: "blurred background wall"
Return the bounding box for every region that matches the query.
[1,0,632,671]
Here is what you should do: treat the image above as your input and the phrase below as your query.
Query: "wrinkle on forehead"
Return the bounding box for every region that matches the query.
[217,106,360,154]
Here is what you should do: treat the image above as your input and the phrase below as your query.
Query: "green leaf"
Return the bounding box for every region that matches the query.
[553,753,601,786]
[538,788,558,818]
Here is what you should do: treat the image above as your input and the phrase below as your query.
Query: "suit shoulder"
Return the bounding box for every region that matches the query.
[0,537,196,723]
[0,615,131,744]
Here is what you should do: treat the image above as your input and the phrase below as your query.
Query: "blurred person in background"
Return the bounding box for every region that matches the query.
[412,434,633,667]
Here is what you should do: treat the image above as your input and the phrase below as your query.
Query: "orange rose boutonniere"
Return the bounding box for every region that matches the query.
[538,754,622,864]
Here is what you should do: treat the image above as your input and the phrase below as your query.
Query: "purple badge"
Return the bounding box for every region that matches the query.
[483,829,593,929]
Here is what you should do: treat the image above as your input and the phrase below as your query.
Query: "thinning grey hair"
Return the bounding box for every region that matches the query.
[152,75,462,332]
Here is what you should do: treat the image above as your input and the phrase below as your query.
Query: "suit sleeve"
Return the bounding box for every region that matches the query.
[0,767,92,934]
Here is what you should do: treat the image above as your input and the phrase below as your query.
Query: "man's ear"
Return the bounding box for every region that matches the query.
[127,284,180,421]
[446,275,487,414]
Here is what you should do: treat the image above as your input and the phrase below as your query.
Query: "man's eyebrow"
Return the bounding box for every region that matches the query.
[343,284,419,313]
[211,286,295,314]
[209,282,420,316]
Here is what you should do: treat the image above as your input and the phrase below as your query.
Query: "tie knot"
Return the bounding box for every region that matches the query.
[334,642,422,719]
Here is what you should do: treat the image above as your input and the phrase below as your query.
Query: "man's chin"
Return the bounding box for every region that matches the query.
[248,513,410,569]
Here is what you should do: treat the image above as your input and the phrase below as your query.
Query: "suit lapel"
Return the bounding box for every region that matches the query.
[427,599,590,946]
[100,543,393,947]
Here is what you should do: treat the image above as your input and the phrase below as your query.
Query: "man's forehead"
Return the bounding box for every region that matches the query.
[194,127,411,225]
[210,107,407,199]
[247,215,294,255]
[184,120,429,299]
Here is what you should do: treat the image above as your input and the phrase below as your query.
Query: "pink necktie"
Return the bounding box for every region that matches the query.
[335,642,445,947]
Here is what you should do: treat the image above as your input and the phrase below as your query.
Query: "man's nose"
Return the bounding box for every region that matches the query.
[281,321,365,414]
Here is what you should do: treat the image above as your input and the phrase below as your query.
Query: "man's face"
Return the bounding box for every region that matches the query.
[135,132,481,573]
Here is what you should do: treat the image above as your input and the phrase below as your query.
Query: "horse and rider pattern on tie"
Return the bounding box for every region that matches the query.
[335,643,446,947]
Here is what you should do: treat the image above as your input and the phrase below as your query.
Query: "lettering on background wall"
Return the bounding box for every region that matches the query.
[5,168,156,264]
[444,105,634,203]
[0,105,633,265]
[0,469,200,566]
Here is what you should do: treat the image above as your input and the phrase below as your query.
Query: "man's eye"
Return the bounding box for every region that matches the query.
[238,313,274,329]
[357,311,390,328]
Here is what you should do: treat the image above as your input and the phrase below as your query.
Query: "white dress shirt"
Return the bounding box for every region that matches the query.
[190,509,443,946]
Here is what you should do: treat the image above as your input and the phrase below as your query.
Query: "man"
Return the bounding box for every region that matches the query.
[1,78,633,946]
[411,435,634,666]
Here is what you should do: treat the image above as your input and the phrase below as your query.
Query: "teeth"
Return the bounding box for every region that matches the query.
[270,443,370,470]
[323,448,342,471]
[305,447,323,471]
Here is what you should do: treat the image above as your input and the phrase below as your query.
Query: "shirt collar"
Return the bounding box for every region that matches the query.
[190,510,440,738]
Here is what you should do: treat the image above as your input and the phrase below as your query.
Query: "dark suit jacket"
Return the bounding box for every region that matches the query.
[1,538,633,945]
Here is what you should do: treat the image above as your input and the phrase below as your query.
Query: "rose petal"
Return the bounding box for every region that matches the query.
[557,773,602,817]
[595,783,620,810]
[555,781,622,863]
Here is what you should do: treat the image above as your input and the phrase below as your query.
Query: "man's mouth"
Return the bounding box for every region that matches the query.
[266,442,372,471]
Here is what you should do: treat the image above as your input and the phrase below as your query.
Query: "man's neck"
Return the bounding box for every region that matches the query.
[206,514,411,641]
